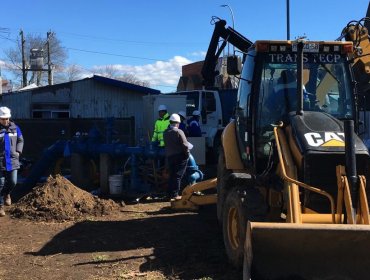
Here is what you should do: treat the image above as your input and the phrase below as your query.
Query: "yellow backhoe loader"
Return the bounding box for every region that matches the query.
[172,12,370,278]
[212,19,370,279]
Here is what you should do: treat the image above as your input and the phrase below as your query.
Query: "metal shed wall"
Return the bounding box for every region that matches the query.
[31,84,72,103]
[70,79,146,142]
[0,90,32,119]
[0,78,154,143]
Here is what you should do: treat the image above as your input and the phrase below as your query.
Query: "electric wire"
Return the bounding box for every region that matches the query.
[66,47,165,62]
[0,28,198,90]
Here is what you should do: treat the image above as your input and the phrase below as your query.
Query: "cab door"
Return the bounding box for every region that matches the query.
[235,51,256,167]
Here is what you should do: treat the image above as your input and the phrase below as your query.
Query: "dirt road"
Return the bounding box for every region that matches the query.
[0,201,240,280]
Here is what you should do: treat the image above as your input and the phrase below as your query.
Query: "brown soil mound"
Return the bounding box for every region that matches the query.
[10,175,120,222]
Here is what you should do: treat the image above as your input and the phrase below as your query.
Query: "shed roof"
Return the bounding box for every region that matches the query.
[91,75,161,95]
[7,75,161,96]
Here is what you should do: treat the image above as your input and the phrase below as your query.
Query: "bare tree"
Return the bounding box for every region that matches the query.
[3,32,67,88]
[119,73,150,87]
[63,64,84,82]
[93,65,120,79]
[93,65,150,87]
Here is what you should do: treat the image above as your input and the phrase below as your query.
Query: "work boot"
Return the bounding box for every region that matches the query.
[4,194,11,206]
[0,206,5,217]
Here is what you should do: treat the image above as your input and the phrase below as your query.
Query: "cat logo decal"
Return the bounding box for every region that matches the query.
[304,132,345,147]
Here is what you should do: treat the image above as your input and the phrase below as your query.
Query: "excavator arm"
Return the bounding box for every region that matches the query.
[201,18,253,89]
[338,3,370,96]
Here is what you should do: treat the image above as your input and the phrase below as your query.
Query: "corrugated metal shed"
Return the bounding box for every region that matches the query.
[0,75,160,143]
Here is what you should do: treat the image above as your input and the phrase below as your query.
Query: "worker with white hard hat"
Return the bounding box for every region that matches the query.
[163,113,192,201]
[187,110,202,137]
[151,104,170,148]
[177,110,188,135]
[0,106,24,217]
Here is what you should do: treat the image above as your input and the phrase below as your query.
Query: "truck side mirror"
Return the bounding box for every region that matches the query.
[227,55,242,75]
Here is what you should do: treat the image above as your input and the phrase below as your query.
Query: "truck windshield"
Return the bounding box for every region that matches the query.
[171,91,200,116]
[257,52,354,129]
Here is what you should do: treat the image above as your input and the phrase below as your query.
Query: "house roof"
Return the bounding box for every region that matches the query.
[91,75,161,95]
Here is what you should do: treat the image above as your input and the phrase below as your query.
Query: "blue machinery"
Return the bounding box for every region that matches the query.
[22,124,205,199]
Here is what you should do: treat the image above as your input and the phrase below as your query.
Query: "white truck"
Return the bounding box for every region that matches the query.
[166,88,237,160]
[142,94,187,140]
[142,89,237,162]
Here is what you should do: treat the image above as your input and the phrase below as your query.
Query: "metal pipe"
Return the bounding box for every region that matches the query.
[344,120,359,220]
[274,126,336,223]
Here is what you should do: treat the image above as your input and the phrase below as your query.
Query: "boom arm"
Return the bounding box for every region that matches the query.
[339,4,370,95]
[201,18,253,89]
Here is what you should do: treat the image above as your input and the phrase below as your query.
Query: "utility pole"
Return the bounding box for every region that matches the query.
[20,29,27,87]
[0,67,2,95]
[220,4,235,54]
[286,0,290,40]
[47,31,53,85]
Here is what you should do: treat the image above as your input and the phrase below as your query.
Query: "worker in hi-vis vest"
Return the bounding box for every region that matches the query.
[151,104,170,147]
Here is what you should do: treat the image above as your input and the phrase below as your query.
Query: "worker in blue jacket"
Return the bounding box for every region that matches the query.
[0,107,24,217]
[178,111,188,136]
[187,110,202,137]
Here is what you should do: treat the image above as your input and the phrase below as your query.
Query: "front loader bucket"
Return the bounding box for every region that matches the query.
[244,222,370,280]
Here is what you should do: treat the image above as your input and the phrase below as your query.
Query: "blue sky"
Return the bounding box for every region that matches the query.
[0,0,369,92]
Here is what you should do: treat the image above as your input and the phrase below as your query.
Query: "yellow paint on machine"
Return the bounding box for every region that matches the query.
[321,139,345,147]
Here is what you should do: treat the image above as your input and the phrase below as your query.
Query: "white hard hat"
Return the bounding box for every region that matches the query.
[158,104,167,111]
[0,107,11,119]
[192,110,201,116]
[169,113,181,123]
[178,111,186,118]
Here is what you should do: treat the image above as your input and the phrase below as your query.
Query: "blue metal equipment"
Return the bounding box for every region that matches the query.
[21,123,204,200]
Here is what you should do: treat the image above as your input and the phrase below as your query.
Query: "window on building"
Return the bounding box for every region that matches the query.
[32,104,70,119]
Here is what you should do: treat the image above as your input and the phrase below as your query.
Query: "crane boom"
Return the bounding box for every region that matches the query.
[201,19,252,89]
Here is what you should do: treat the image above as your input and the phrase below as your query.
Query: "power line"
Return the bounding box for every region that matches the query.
[1,29,198,63]
[58,31,189,46]
[0,30,17,43]
[2,27,203,46]
[66,47,166,62]
[0,27,10,34]
[0,35,17,43]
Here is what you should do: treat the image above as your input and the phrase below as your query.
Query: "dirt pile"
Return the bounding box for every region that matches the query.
[10,175,120,222]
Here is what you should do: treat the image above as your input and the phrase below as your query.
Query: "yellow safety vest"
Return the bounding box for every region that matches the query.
[151,113,170,147]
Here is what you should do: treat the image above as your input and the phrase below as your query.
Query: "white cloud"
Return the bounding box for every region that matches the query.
[188,51,206,58]
[91,55,193,89]
[0,60,18,71]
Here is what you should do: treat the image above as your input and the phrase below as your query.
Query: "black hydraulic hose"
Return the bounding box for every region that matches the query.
[296,41,304,116]
[344,120,359,215]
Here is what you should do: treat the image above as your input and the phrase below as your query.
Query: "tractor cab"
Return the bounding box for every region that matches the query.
[235,40,357,173]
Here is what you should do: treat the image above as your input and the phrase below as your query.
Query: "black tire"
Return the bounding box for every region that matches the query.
[222,187,267,269]
[216,147,231,224]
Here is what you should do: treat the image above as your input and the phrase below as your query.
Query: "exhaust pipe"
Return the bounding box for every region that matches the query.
[296,40,304,116]
[344,120,359,222]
